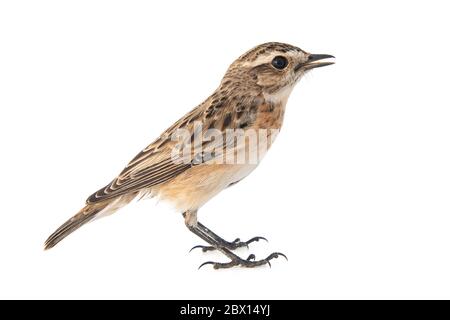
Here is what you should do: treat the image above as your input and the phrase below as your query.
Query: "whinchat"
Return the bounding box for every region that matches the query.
[45,42,334,269]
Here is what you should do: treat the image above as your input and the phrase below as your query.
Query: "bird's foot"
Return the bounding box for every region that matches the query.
[198,252,287,270]
[190,236,267,252]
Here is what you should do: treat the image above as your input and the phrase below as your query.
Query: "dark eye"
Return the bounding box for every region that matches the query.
[271,56,288,70]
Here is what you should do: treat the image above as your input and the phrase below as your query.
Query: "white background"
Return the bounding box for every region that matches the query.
[1,0,449,299]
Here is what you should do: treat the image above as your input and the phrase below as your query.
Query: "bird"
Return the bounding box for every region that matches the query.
[44,42,334,269]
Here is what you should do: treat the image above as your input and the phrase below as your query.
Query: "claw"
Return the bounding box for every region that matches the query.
[247,254,256,261]
[189,245,218,253]
[248,236,268,244]
[264,252,288,265]
[189,245,204,253]
[198,261,215,270]
[270,252,288,261]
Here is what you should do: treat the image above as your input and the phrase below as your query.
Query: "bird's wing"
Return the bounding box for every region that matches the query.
[86,94,264,204]
[86,105,206,204]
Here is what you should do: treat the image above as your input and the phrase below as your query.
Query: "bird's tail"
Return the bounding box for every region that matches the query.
[44,203,107,250]
[44,193,137,250]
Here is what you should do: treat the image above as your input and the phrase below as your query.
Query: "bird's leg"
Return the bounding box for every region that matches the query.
[183,211,287,269]
[190,222,267,252]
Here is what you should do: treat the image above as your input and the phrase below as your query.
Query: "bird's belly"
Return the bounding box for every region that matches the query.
[153,163,259,212]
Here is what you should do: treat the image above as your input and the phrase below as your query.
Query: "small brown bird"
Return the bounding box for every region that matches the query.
[45,42,334,269]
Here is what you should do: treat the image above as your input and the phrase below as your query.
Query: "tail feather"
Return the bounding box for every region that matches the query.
[44,204,105,250]
[45,193,136,250]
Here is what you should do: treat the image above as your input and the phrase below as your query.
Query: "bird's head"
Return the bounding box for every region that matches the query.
[222,42,334,103]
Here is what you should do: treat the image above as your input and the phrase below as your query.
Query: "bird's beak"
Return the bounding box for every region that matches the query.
[297,54,335,71]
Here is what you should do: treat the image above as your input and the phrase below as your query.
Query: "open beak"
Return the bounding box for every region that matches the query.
[297,53,335,71]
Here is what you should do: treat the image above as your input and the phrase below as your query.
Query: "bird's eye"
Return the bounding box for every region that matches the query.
[271,56,288,70]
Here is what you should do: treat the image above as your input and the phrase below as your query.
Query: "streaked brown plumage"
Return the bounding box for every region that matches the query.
[45,42,334,269]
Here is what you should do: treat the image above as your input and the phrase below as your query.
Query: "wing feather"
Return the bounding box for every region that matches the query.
[86,105,206,204]
[86,94,263,204]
